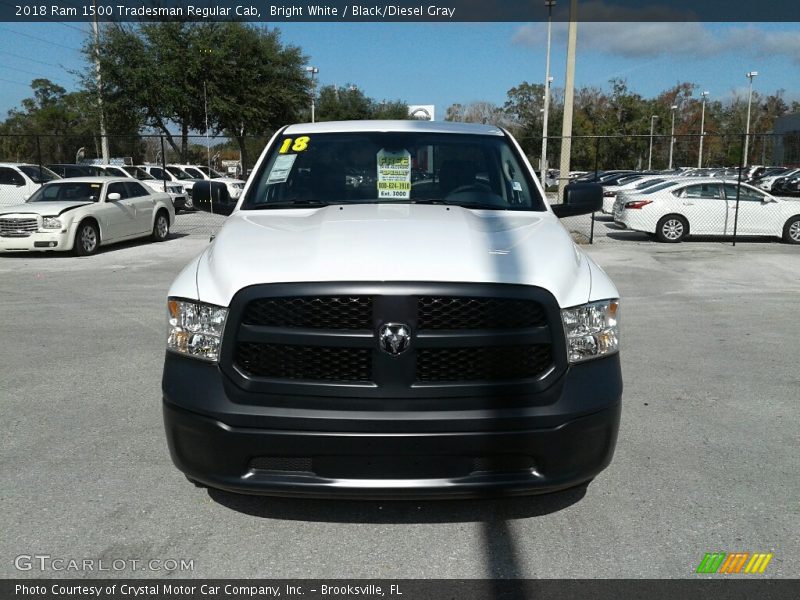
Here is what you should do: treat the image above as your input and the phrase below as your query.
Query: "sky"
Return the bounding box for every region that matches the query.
[0,21,798,123]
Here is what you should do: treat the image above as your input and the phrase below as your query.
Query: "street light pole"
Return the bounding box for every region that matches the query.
[668,104,678,170]
[648,115,658,171]
[540,0,556,189]
[698,91,709,168]
[306,66,319,123]
[91,0,109,164]
[744,71,758,168]
[557,0,578,201]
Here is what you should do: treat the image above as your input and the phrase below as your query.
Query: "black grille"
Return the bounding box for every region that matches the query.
[235,343,371,382]
[416,345,552,382]
[242,297,372,329]
[417,297,547,330]
[250,457,313,472]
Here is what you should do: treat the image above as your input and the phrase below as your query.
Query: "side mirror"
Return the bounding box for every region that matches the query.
[107,192,122,201]
[551,182,603,218]
[22,194,30,202]
[193,181,235,216]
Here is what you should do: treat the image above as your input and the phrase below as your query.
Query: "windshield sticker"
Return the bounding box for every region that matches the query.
[278,136,311,154]
[377,149,412,199]
[267,154,298,184]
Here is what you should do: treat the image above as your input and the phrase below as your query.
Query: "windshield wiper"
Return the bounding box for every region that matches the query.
[250,200,331,209]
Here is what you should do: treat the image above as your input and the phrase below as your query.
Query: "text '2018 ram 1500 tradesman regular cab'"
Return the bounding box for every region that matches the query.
[162,120,622,498]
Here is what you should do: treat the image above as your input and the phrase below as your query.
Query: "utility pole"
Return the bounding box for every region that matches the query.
[306,66,319,123]
[698,91,709,168]
[540,0,556,189]
[648,115,658,171]
[91,0,109,163]
[744,71,758,168]
[668,104,678,170]
[557,0,578,201]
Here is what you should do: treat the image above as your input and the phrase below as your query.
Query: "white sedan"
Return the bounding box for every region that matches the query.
[0,177,175,255]
[614,178,800,244]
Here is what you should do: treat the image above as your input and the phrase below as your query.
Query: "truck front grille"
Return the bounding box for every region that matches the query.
[416,345,552,382]
[235,342,371,382]
[0,218,38,237]
[227,284,560,391]
[417,297,546,329]
[243,296,372,330]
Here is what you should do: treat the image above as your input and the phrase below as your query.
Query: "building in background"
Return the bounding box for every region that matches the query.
[773,113,800,166]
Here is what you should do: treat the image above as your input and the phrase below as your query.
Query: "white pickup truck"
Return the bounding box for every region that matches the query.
[162,120,622,498]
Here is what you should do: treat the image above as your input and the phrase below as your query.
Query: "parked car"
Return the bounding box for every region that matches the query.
[0,177,174,255]
[121,166,190,211]
[47,164,98,178]
[614,178,800,243]
[162,119,621,498]
[140,165,198,205]
[169,164,246,201]
[0,163,60,207]
[601,175,683,214]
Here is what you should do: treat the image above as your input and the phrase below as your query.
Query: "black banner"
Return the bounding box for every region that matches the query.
[2,0,800,23]
[3,580,800,600]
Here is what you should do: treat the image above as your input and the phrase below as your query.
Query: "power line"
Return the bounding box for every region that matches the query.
[0,63,75,85]
[0,49,67,70]
[0,26,82,52]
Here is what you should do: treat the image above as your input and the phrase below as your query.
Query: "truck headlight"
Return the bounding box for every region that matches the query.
[42,217,61,229]
[167,298,228,362]
[561,299,619,363]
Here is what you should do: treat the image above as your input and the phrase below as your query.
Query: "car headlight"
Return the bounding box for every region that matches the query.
[561,299,619,363]
[167,299,228,362]
[42,217,61,229]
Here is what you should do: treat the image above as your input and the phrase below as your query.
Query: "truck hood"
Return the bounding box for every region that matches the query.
[195,204,592,308]
[0,201,92,216]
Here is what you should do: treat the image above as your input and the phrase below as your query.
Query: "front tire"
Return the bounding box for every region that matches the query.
[152,211,170,242]
[74,221,99,256]
[783,216,800,244]
[656,215,688,243]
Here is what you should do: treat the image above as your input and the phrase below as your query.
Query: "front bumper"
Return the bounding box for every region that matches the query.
[163,353,622,498]
[0,230,71,252]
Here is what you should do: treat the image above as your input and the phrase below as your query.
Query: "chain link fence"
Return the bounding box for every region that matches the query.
[1,131,798,245]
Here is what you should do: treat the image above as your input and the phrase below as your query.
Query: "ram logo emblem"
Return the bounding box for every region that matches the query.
[378,323,412,356]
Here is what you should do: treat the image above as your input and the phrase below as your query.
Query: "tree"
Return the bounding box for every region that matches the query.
[203,23,310,170]
[315,85,410,122]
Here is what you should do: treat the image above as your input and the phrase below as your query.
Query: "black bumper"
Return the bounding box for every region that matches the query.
[163,353,622,498]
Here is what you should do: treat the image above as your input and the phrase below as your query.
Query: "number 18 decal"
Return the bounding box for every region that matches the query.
[278,136,311,154]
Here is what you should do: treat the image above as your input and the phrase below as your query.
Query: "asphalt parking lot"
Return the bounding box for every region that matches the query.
[1,218,798,579]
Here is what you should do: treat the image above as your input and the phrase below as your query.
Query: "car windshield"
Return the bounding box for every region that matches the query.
[166,166,193,180]
[199,166,225,178]
[646,180,686,193]
[18,165,59,184]
[182,167,205,179]
[123,166,155,180]
[27,182,103,203]
[243,131,544,211]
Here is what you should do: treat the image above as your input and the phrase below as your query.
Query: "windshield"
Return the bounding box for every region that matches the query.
[27,181,103,203]
[123,166,155,180]
[18,165,59,184]
[182,167,205,179]
[199,166,225,178]
[243,131,544,211]
[644,180,685,193]
[166,166,193,180]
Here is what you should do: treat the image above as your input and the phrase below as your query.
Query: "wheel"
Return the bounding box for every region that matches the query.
[656,215,688,243]
[783,216,800,244]
[74,221,99,256]
[152,211,170,242]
